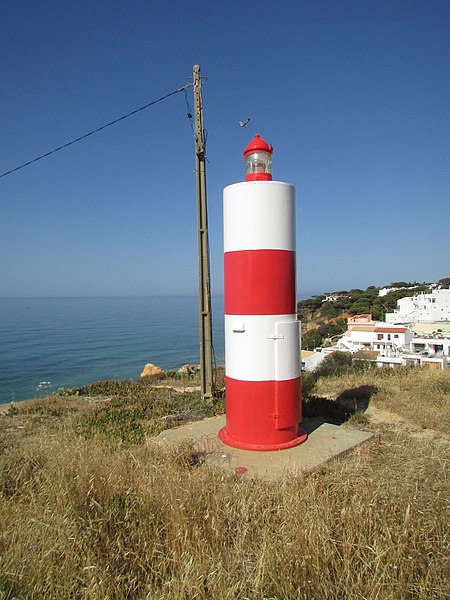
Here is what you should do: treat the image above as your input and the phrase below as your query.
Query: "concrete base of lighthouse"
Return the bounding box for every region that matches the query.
[157,414,373,481]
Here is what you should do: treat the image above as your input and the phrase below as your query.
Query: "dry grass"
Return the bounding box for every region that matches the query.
[0,368,449,599]
[315,367,450,433]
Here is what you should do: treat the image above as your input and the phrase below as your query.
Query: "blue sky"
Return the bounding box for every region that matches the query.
[1,0,449,298]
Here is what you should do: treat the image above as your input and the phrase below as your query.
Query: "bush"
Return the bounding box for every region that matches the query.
[302,330,323,350]
[314,352,372,378]
[301,371,318,399]
[315,352,352,377]
[316,323,344,338]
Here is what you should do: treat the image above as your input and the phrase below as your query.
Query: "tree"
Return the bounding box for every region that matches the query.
[321,303,341,318]
[302,330,323,350]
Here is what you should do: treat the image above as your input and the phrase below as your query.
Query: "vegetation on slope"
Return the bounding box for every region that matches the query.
[1,367,449,599]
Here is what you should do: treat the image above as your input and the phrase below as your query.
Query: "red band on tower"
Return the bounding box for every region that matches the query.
[224,249,296,315]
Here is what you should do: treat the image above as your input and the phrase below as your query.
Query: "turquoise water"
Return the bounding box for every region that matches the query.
[0,296,225,404]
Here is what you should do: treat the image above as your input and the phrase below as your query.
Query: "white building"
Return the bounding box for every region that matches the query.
[337,315,413,354]
[301,350,326,371]
[409,334,450,357]
[378,286,409,297]
[376,354,448,369]
[322,294,349,303]
[372,326,414,354]
[385,288,450,324]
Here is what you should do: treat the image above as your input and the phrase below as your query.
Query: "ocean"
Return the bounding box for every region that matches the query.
[0,296,225,405]
[0,294,310,405]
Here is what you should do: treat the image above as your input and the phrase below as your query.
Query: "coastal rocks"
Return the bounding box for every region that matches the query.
[140,363,201,380]
[140,363,165,380]
[177,364,200,378]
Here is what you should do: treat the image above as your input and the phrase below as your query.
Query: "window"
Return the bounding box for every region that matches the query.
[377,334,383,340]
[394,334,399,338]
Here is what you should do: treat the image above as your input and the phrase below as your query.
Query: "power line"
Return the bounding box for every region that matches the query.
[0,83,191,179]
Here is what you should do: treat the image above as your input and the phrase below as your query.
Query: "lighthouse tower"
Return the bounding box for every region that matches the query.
[219,134,307,451]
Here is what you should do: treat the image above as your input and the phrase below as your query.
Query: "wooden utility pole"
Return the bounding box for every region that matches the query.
[193,64,214,401]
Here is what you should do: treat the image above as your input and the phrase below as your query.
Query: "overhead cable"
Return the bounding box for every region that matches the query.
[0,83,191,179]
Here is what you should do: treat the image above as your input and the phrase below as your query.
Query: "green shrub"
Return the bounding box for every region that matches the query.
[75,386,222,445]
[320,303,341,318]
[314,352,372,378]
[301,372,318,399]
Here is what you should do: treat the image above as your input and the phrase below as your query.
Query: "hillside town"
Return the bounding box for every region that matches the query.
[302,284,450,371]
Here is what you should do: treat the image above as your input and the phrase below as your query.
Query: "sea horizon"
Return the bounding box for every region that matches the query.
[0,292,320,300]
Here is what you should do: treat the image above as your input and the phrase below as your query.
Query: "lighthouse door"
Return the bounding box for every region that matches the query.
[274,320,301,380]
[274,320,301,429]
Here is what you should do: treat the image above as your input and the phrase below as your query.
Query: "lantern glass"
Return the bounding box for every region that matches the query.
[245,151,272,177]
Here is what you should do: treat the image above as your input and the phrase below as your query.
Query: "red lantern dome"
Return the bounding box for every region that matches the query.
[243,134,274,181]
[243,134,273,157]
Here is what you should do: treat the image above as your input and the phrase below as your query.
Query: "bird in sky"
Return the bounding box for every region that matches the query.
[239,118,250,127]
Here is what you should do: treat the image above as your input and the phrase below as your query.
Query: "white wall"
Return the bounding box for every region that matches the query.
[386,289,450,323]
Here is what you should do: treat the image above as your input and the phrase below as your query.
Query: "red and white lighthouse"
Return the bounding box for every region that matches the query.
[219,134,307,451]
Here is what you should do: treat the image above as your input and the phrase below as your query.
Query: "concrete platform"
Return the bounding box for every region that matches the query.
[156,415,373,481]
